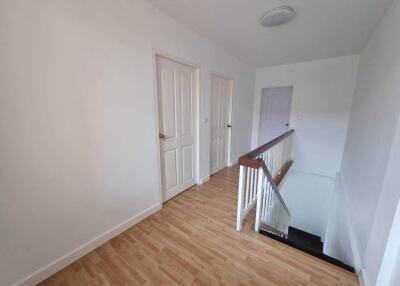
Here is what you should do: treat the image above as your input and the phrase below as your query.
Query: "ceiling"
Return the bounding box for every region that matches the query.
[145,0,393,68]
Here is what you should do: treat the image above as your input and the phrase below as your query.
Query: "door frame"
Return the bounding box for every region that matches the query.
[210,72,234,175]
[252,84,296,149]
[152,50,201,203]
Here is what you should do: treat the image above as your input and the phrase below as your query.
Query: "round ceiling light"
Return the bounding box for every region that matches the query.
[260,6,296,27]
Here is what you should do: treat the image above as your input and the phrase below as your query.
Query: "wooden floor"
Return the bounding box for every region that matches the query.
[39,166,359,286]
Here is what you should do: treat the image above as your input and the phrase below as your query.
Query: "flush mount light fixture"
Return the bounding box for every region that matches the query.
[260,6,296,27]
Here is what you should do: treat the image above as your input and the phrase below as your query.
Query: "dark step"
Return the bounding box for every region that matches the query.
[287,227,323,253]
[259,226,355,273]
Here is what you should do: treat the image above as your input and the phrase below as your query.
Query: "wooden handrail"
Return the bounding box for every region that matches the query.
[236,129,294,232]
[238,129,294,169]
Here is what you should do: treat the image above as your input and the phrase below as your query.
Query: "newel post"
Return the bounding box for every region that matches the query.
[236,165,245,231]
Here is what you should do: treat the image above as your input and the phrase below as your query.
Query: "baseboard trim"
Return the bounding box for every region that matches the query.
[199,175,210,184]
[345,213,363,270]
[13,203,162,286]
[229,159,238,167]
[336,172,363,272]
[359,268,370,286]
[339,174,370,286]
[291,169,335,180]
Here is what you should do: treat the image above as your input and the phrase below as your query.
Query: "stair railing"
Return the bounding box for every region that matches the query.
[236,130,294,235]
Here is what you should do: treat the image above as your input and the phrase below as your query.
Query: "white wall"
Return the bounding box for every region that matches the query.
[375,196,400,286]
[323,175,356,267]
[0,1,255,285]
[280,171,334,238]
[364,115,400,286]
[254,55,359,177]
[339,0,400,284]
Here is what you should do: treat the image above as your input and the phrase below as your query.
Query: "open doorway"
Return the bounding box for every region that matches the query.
[258,86,293,145]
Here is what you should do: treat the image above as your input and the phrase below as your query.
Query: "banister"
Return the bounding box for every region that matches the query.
[238,129,294,168]
[260,161,291,216]
[236,129,294,233]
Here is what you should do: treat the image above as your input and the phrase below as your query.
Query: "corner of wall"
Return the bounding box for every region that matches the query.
[337,172,362,271]
[12,203,162,286]
[323,172,363,275]
[199,175,211,184]
[359,268,372,286]
[229,159,238,167]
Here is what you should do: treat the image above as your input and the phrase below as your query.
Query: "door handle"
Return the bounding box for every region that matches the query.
[159,133,168,140]
[227,124,232,128]
[285,123,289,127]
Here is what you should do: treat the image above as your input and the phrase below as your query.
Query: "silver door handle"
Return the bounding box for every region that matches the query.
[159,133,171,140]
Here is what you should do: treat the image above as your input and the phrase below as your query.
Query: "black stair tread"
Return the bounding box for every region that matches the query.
[287,227,323,253]
[259,226,355,273]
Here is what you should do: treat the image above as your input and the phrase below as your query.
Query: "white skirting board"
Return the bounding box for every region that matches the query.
[201,159,238,185]
[359,268,370,286]
[343,192,368,286]
[229,159,238,167]
[13,203,162,286]
[199,175,210,184]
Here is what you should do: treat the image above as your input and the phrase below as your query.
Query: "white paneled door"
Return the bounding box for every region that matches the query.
[210,75,232,175]
[156,56,197,201]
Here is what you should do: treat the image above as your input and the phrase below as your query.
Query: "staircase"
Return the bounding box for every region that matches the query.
[261,226,354,272]
[236,129,354,272]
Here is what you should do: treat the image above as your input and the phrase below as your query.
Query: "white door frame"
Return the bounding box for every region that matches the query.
[252,84,295,149]
[152,50,201,203]
[210,73,233,174]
